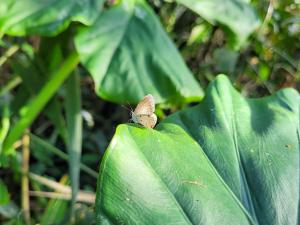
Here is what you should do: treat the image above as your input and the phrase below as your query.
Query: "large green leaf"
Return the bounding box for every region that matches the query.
[75,0,203,104]
[95,75,299,225]
[0,0,103,36]
[175,0,260,48]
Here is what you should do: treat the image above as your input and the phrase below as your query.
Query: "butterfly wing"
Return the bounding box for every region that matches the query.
[137,114,157,128]
[134,94,155,115]
[132,94,157,128]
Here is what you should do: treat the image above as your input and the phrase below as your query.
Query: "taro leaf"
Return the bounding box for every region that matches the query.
[0,0,103,36]
[95,75,299,225]
[75,0,203,104]
[175,0,260,48]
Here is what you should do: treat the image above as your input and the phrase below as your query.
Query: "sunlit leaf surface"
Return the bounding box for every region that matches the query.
[75,0,203,104]
[0,0,103,36]
[95,75,299,225]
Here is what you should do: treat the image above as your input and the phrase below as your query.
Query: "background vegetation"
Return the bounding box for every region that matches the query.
[0,0,299,224]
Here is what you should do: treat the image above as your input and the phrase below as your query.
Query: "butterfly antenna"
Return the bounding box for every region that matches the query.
[126,101,134,112]
[121,104,131,112]
[126,101,135,122]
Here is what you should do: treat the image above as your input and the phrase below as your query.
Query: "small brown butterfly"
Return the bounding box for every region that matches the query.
[131,94,157,128]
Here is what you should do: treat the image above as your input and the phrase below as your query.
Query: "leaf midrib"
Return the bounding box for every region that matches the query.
[127,126,194,225]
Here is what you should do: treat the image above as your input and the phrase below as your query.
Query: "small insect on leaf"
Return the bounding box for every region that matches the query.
[284,144,292,150]
[131,94,157,128]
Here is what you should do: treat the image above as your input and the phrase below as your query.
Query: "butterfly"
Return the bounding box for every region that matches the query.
[131,94,157,128]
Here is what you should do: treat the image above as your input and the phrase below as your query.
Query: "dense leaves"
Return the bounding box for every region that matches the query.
[75,0,203,104]
[0,0,298,223]
[96,75,299,225]
[175,0,260,47]
[0,0,103,36]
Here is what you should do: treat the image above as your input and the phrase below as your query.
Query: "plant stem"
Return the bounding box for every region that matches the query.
[65,71,82,216]
[0,75,22,97]
[30,134,98,178]
[0,103,10,153]
[29,191,95,204]
[28,173,95,204]
[3,52,80,153]
[0,45,19,67]
[21,130,30,225]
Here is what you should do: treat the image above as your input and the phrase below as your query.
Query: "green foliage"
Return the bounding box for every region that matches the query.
[40,176,69,225]
[0,0,299,224]
[65,72,83,212]
[75,0,203,104]
[0,0,104,36]
[175,0,260,48]
[95,75,299,225]
[0,179,10,205]
[0,100,9,152]
[2,52,79,153]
